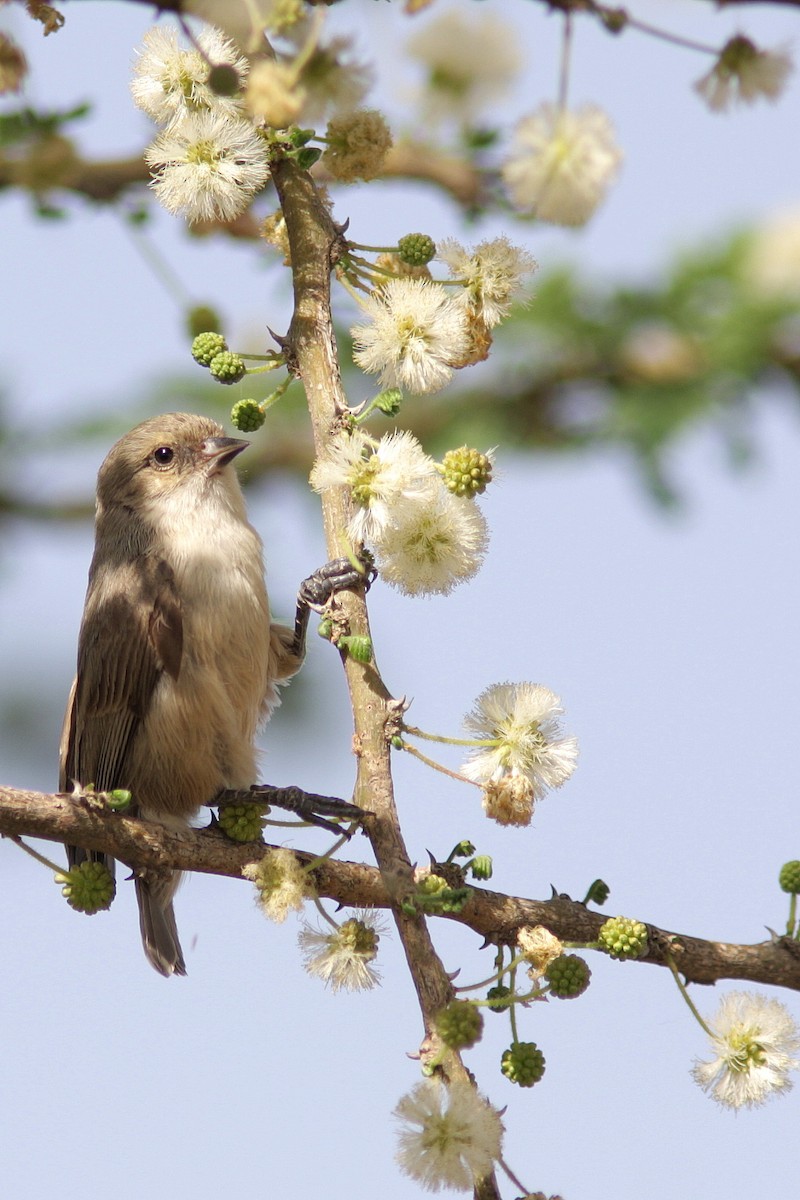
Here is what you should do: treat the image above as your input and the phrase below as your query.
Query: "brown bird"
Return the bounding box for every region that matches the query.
[60,412,364,975]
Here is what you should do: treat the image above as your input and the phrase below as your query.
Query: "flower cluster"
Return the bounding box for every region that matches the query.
[310,428,490,597]
[351,240,536,395]
[133,26,269,223]
[461,682,579,825]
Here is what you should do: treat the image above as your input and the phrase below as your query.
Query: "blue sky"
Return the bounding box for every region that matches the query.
[1,3,799,1198]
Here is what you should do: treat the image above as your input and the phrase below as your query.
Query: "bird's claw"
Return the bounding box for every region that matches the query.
[247,784,365,837]
[297,551,376,614]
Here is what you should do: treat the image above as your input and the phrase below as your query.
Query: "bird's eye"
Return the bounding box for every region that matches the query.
[151,446,175,468]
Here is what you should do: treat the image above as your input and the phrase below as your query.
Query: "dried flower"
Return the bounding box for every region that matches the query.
[242,847,312,922]
[694,37,792,113]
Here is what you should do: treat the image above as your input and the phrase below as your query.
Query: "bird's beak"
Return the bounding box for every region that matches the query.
[200,437,249,472]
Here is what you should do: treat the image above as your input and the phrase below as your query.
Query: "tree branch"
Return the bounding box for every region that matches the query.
[3,785,799,994]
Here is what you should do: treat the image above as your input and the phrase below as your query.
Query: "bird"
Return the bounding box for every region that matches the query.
[59,412,364,976]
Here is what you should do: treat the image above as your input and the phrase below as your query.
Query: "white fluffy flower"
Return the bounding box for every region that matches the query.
[692,992,800,1109]
[394,1079,503,1193]
[145,110,270,223]
[131,26,248,125]
[352,279,470,395]
[407,9,522,124]
[310,428,439,544]
[373,485,488,596]
[462,683,578,805]
[298,912,383,992]
[695,37,793,112]
[502,103,622,227]
[242,848,311,923]
[437,236,537,328]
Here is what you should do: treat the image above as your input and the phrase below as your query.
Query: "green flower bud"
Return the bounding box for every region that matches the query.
[339,634,373,663]
[231,398,266,432]
[501,1041,546,1087]
[545,954,591,999]
[585,878,610,906]
[398,233,436,266]
[779,861,800,894]
[486,984,513,1013]
[317,617,334,640]
[435,1000,484,1050]
[219,802,268,843]
[192,330,227,366]
[469,855,493,881]
[106,789,132,811]
[338,917,380,958]
[187,305,223,340]
[208,64,241,97]
[441,447,493,498]
[598,915,649,960]
[209,350,247,384]
[294,146,322,170]
[419,873,448,897]
[450,841,476,859]
[372,388,403,417]
[58,860,116,914]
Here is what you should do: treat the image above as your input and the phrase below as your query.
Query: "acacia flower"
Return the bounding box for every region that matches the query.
[351,278,470,395]
[502,103,622,227]
[310,428,439,545]
[145,110,270,223]
[461,683,578,817]
[394,1079,503,1193]
[298,912,383,992]
[437,236,537,328]
[245,59,306,128]
[242,847,312,923]
[322,109,393,183]
[131,26,248,125]
[692,992,800,1109]
[694,37,793,112]
[517,925,564,977]
[373,484,488,597]
[287,27,372,123]
[407,9,522,125]
[481,775,534,827]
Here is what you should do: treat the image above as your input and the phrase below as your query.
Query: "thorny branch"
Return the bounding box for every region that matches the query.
[2,784,799,993]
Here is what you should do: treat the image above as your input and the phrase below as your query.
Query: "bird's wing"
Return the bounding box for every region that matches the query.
[59,557,183,798]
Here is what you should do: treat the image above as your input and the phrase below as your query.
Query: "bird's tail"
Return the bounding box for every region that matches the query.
[135,872,186,977]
